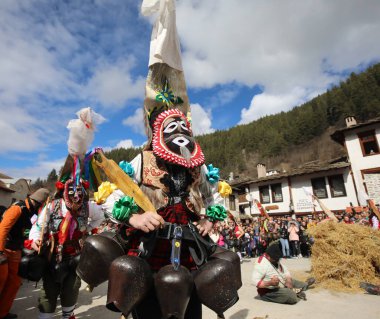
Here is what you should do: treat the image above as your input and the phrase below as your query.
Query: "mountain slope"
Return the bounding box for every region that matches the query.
[106,63,380,178]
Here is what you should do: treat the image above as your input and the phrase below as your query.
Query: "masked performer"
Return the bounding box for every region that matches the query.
[28,108,105,319]
[77,1,241,319]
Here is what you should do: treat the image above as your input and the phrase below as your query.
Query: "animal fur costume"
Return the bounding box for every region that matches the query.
[77,1,242,319]
[28,108,105,319]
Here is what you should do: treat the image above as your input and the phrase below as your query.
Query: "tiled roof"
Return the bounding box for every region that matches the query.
[331,117,380,145]
[0,172,12,179]
[230,158,350,187]
[0,180,15,193]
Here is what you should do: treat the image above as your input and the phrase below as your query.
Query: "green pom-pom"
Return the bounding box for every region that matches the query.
[206,204,227,222]
[24,229,30,237]
[112,196,139,223]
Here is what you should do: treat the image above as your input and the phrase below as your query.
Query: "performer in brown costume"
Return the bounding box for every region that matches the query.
[77,1,241,318]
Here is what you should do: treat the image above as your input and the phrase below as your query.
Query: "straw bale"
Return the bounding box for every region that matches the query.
[307,221,380,292]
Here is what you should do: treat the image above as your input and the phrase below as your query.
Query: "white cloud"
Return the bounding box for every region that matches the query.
[102,139,137,152]
[122,108,146,135]
[190,103,215,135]
[0,1,145,153]
[239,87,318,124]
[0,2,80,107]
[5,157,66,182]
[0,107,45,152]
[85,58,145,108]
[175,0,380,121]
[1,0,380,173]
[115,139,134,149]
[205,87,241,110]
[122,104,214,137]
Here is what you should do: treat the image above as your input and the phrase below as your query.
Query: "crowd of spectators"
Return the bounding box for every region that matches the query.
[209,209,379,261]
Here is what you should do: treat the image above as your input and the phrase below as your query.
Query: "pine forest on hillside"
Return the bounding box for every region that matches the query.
[107,63,380,179]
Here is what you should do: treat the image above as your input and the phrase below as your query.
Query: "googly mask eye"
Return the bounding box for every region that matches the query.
[163,121,178,134]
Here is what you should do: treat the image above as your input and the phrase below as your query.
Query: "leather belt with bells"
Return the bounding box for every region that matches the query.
[170,225,183,270]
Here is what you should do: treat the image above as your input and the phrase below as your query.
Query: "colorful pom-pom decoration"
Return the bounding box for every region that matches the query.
[94,181,117,205]
[218,181,232,198]
[82,180,90,189]
[55,181,65,190]
[206,164,220,184]
[112,196,139,223]
[206,204,227,222]
[119,161,135,178]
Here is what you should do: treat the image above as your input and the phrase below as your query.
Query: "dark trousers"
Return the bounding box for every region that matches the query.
[260,279,307,305]
[38,268,81,313]
[289,240,300,256]
[131,286,202,319]
[300,241,310,257]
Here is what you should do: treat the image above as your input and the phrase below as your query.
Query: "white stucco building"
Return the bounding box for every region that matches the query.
[331,116,380,206]
[229,116,380,216]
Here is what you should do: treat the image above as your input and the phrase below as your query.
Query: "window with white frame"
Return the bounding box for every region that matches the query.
[328,175,346,197]
[358,130,379,156]
[271,183,283,202]
[311,177,328,198]
[259,185,270,204]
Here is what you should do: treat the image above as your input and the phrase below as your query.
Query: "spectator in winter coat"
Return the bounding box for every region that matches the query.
[0,188,50,319]
[278,221,290,258]
[288,221,301,258]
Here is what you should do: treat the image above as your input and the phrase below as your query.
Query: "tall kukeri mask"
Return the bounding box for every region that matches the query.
[63,179,86,211]
[152,109,204,168]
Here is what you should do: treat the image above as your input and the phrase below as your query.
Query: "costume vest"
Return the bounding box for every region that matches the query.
[141,151,201,214]
[5,201,31,250]
[47,199,89,255]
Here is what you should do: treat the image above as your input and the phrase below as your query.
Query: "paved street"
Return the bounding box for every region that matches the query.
[11,257,380,319]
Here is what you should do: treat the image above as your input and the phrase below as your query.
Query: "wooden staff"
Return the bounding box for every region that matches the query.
[312,195,338,222]
[38,196,51,255]
[94,150,156,213]
[253,199,270,219]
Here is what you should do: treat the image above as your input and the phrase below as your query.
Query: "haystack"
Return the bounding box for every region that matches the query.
[308,221,380,292]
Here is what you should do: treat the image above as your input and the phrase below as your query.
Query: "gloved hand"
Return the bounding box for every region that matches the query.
[0,252,7,265]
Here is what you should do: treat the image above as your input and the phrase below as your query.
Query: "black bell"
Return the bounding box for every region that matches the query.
[194,258,239,317]
[18,251,47,282]
[76,232,125,288]
[155,265,194,319]
[209,246,242,289]
[107,255,153,315]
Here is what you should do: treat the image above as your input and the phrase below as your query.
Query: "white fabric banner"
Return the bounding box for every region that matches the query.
[141,0,183,71]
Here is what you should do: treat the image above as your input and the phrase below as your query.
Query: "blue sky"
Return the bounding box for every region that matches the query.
[1,0,380,180]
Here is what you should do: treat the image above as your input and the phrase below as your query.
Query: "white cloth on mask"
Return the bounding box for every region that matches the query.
[142,0,183,71]
[67,107,105,157]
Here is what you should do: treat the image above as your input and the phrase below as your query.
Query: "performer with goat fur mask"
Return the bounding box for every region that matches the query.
[76,1,242,319]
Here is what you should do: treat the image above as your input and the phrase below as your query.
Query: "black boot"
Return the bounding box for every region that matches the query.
[365,286,380,295]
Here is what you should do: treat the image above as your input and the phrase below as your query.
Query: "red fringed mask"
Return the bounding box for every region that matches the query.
[63,179,85,211]
[152,109,205,168]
